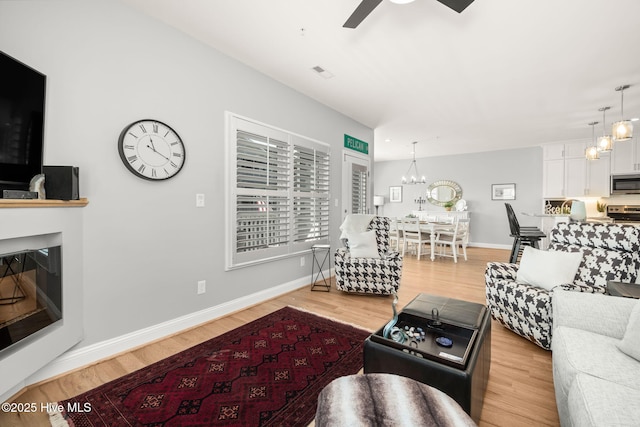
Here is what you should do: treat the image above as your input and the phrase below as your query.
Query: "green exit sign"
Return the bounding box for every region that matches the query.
[344,134,369,155]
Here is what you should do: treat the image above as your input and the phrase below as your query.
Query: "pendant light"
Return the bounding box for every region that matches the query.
[597,106,613,152]
[612,85,633,141]
[585,121,600,160]
[401,141,426,184]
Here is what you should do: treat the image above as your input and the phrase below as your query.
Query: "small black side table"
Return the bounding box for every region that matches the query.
[310,244,331,292]
[607,281,640,299]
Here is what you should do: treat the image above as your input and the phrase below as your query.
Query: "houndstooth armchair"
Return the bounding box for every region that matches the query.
[334,216,403,295]
[485,222,640,350]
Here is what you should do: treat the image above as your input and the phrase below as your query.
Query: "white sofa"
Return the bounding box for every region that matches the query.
[552,290,640,426]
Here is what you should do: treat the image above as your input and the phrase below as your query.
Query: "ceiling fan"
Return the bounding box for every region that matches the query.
[343,0,475,29]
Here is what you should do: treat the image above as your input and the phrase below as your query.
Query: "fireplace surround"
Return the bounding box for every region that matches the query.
[0,201,85,401]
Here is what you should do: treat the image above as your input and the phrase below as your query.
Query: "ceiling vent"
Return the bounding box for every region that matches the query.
[312,65,334,79]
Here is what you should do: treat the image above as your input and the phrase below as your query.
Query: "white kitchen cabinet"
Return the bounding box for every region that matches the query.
[611,137,640,174]
[565,157,587,196]
[544,144,566,161]
[543,158,565,197]
[586,152,611,196]
[564,141,587,159]
[542,142,610,198]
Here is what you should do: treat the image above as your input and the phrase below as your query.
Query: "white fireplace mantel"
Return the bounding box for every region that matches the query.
[0,201,87,400]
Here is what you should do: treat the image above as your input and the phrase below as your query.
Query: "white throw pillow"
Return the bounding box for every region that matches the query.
[348,231,380,259]
[618,301,640,362]
[515,246,582,291]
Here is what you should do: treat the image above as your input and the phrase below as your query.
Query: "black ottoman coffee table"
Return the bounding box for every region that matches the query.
[363,293,491,423]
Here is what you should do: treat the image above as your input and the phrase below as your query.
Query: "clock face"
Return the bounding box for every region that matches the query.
[118,119,186,180]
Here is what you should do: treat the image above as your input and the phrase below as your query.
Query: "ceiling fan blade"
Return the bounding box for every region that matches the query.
[436,0,475,13]
[343,0,383,29]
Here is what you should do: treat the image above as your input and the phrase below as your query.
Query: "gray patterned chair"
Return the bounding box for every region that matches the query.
[485,222,640,350]
[334,216,403,295]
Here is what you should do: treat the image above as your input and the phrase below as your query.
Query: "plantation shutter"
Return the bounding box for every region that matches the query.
[235,127,290,263]
[228,115,330,268]
[293,143,330,245]
[351,163,367,214]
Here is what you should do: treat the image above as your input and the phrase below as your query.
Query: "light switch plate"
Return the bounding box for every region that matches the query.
[196,193,205,207]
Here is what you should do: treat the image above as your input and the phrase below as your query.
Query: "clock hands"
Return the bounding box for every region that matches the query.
[146,137,170,161]
[149,136,158,153]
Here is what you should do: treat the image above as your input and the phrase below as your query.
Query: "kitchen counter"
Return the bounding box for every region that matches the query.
[522,213,570,218]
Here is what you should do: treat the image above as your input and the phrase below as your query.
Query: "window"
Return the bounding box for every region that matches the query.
[226,114,330,269]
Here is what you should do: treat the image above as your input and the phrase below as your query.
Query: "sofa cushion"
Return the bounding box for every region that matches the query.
[552,326,640,404]
[618,300,640,362]
[516,246,582,291]
[552,290,637,339]
[348,230,380,259]
[568,373,640,427]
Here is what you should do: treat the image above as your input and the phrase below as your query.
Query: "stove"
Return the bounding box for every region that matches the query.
[607,205,640,223]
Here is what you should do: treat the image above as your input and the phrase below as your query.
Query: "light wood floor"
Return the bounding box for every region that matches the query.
[1,247,560,426]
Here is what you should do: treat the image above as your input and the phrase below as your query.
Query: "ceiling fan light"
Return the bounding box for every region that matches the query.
[390,0,415,4]
[585,146,600,160]
[597,135,613,152]
[612,120,633,141]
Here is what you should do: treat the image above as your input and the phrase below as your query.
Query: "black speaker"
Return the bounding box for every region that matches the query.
[43,166,79,200]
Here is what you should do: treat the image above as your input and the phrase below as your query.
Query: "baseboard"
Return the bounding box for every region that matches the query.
[23,272,327,389]
[468,242,511,250]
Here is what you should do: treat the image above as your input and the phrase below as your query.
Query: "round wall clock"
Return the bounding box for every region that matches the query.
[117,119,186,180]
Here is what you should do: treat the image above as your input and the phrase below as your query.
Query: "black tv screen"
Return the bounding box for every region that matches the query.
[0,51,45,191]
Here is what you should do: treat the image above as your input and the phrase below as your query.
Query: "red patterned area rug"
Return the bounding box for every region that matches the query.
[49,307,370,427]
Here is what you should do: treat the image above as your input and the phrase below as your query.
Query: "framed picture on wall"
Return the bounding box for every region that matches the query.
[389,186,402,203]
[491,183,516,200]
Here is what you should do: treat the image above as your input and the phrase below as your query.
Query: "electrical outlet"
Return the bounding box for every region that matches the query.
[197,280,206,294]
[196,193,205,207]
[300,257,305,267]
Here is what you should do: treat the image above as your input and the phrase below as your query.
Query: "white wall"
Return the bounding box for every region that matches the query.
[374,147,543,247]
[0,0,372,356]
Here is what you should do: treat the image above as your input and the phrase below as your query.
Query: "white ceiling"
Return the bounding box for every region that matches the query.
[118,0,640,161]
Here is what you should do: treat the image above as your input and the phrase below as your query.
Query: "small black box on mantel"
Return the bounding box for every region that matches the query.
[43,166,79,200]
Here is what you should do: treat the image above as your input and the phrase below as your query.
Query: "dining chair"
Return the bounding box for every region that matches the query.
[401,217,428,260]
[434,218,465,262]
[505,203,546,263]
[388,217,403,252]
[450,218,470,261]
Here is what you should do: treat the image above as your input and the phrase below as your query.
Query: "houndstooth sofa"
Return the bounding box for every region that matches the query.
[485,222,640,350]
[334,216,402,295]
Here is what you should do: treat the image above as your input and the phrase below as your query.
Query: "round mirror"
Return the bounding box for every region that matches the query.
[426,180,462,207]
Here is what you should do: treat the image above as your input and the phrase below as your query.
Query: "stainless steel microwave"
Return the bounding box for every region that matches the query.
[611,174,640,194]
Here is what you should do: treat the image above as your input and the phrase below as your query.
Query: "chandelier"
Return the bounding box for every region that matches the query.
[401,141,426,184]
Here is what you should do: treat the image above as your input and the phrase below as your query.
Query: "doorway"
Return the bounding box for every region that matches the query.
[342,152,370,217]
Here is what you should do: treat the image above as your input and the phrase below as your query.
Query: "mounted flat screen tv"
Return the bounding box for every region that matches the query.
[0,51,45,193]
